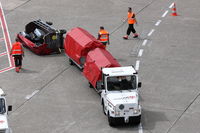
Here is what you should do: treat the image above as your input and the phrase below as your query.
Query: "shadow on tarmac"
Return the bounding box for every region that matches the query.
[142,109,169,131]
[20,68,38,73]
[114,122,141,131]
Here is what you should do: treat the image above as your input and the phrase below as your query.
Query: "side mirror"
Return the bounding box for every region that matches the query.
[138,82,142,88]
[46,21,53,25]
[8,105,12,111]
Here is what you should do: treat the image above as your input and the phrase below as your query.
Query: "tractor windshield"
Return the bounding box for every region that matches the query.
[0,98,6,114]
[107,75,137,91]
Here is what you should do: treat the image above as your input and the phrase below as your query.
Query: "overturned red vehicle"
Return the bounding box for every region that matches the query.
[64,27,104,68]
[17,20,66,55]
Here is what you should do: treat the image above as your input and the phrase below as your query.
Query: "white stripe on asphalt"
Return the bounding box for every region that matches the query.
[148,29,155,36]
[138,49,144,57]
[0,67,14,74]
[135,60,140,71]
[155,20,162,26]
[0,2,12,67]
[162,10,169,17]
[138,123,143,133]
[169,3,174,8]
[0,51,6,57]
[25,90,39,100]
[0,37,4,41]
[142,39,148,46]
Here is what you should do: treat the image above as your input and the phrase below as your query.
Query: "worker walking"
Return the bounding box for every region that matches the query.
[123,7,138,39]
[10,39,24,73]
[97,26,110,48]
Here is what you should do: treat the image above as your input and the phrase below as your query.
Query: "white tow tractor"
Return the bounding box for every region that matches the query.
[100,66,142,126]
[0,88,12,133]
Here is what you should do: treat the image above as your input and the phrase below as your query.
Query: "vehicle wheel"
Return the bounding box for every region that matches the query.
[89,82,93,88]
[134,115,141,125]
[108,112,115,126]
[102,101,106,115]
[69,59,74,65]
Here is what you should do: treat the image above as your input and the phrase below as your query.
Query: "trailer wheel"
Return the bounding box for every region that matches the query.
[69,59,74,65]
[89,82,93,88]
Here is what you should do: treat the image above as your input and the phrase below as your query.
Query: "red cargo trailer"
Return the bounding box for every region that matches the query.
[83,48,120,91]
[64,27,104,69]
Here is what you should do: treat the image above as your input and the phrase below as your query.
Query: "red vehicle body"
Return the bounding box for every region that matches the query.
[17,34,52,55]
[83,48,120,89]
[64,27,104,68]
[17,20,66,55]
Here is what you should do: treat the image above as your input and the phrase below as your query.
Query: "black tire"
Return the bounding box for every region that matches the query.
[130,115,141,125]
[108,112,115,126]
[69,59,74,65]
[102,101,106,115]
[134,115,141,125]
[89,82,93,88]
[59,29,67,34]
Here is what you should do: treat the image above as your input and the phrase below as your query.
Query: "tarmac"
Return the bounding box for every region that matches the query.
[0,0,200,133]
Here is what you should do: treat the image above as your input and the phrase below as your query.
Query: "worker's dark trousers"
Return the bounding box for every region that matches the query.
[127,24,136,35]
[13,55,22,67]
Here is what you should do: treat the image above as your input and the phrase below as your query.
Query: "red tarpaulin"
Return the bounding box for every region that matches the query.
[64,27,104,65]
[83,48,121,88]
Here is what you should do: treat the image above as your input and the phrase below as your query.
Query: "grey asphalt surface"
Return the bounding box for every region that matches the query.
[0,0,200,133]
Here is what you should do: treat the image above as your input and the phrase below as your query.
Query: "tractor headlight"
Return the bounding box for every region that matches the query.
[133,108,140,114]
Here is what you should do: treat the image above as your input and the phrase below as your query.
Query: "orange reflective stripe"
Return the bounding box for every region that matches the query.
[127,12,136,24]
[11,42,23,55]
[99,30,109,42]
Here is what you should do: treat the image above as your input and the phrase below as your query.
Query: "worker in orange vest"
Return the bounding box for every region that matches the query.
[123,7,138,39]
[10,38,24,73]
[97,26,110,48]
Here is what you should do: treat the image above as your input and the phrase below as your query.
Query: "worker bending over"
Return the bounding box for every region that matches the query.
[98,26,110,48]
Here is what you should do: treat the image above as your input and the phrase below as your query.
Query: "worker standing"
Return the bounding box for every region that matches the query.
[10,39,24,73]
[97,26,110,48]
[123,7,138,39]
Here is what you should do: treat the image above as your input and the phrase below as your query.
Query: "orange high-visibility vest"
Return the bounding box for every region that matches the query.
[127,12,136,24]
[98,30,109,43]
[11,42,23,55]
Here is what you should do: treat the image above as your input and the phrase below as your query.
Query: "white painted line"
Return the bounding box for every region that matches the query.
[155,20,162,26]
[0,51,6,57]
[138,49,144,57]
[138,123,143,133]
[0,2,14,67]
[0,37,4,41]
[162,10,169,17]
[169,3,174,8]
[0,67,14,74]
[142,39,148,46]
[25,90,39,100]
[148,29,155,36]
[135,60,140,71]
